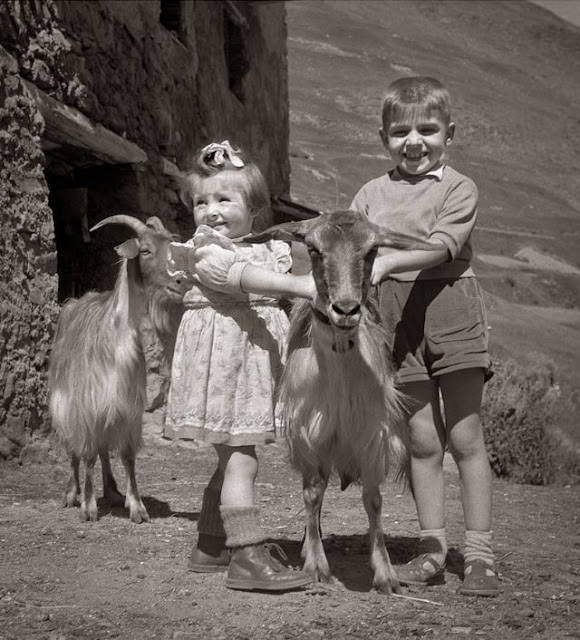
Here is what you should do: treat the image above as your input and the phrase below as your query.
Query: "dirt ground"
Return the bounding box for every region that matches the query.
[1,422,578,640]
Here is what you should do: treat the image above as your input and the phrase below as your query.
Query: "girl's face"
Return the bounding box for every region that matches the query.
[380,110,454,176]
[192,171,253,239]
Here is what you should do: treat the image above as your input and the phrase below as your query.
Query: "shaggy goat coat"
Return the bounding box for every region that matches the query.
[280,298,408,489]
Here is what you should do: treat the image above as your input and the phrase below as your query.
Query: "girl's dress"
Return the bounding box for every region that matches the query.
[164,239,291,446]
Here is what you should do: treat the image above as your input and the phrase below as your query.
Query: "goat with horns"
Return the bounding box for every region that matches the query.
[245,209,440,593]
[49,215,186,523]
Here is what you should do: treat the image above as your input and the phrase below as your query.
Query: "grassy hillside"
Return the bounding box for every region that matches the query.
[286,0,580,446]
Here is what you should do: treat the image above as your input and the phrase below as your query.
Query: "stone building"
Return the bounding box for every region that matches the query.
[0,0,308,458]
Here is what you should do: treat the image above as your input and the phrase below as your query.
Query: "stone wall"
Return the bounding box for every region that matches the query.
[0,0,290,457]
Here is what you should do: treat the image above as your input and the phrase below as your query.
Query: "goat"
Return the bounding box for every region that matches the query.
[247,209,438,593]
[48,215,186,523]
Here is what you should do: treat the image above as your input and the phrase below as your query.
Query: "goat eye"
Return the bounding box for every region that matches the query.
[140,247,152,255]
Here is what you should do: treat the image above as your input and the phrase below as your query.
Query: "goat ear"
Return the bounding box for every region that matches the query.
[114,238,140,259]
[241,220,311,245]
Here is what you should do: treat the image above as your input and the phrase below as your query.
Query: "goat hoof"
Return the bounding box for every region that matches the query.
[130,506,150,524]
[63,493,79,508]
[79,507,98,522]
[374,580,400,595]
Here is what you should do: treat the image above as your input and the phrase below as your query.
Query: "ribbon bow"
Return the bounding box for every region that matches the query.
[201,140,245,169]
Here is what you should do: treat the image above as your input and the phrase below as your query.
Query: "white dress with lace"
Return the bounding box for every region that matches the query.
[164,240,291,445]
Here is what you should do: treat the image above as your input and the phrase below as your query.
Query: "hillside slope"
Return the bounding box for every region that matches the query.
[286,0,580,444]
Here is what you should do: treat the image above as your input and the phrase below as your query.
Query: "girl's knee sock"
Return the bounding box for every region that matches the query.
[196,488,226,553]
[219,505,265,548]
[418,528,447,566]
[464,529,495,566]
[197,487,226,539]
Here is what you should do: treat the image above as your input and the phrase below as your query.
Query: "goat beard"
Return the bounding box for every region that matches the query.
[331,328,356,354]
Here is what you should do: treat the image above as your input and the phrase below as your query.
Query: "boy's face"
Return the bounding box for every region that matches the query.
[380,111,455,176]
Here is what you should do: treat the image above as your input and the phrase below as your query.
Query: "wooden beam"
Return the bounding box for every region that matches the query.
[22,80,148,166]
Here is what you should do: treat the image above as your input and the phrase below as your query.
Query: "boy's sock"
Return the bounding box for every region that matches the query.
[418,527,447,567]
[219,505,265,548]
[196,487,226,553]
[464,529,495,567]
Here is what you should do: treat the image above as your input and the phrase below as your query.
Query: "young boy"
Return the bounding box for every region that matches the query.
[350,76,499,596]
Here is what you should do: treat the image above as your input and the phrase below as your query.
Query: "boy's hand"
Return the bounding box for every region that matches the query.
[370,254,393,286]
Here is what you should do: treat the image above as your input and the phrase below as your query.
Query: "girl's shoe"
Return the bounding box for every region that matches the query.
[395,553,446,586]
[188,547,230,573]
[225,543,312,592]
[457,559,499,597]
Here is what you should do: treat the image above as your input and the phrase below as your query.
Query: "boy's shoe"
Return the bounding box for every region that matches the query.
[225,543,312,592]
[457,559,499,597]
[188,547,230,573]
[395,553,446,586]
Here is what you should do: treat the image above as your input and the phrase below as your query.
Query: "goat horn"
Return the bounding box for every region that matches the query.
[90,215,149,236]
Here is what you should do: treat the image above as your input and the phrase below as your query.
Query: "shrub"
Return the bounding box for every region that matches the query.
[481,358,580,485]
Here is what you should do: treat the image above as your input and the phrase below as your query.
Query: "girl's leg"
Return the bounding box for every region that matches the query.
[190,455,229,572]
[215,444,311,592]
[440,368,498,596]
[396,380,448,585]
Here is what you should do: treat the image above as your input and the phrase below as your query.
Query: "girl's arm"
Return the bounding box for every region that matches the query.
[239,264,315,299]
[193,243,316,300]
[371,243,449,285]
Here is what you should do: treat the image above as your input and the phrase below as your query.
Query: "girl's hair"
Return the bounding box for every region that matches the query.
[381,76,452,129]
[179,140,272,232]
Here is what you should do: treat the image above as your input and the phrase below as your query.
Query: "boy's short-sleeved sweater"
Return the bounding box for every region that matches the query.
[350,164,477,281]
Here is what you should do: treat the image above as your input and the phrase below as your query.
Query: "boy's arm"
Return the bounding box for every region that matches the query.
[371,243,449,285]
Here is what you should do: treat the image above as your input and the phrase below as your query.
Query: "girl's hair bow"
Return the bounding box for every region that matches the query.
[201,140,245,169]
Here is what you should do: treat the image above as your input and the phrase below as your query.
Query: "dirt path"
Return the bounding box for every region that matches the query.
[1,436,578,640]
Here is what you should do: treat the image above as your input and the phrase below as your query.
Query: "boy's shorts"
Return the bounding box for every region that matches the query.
[376,277,491,384]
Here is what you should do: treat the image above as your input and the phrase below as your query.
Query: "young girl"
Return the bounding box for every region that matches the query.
[165,140,314,592]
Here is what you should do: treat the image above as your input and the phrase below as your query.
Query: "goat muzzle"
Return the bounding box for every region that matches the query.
[311,305,358,354]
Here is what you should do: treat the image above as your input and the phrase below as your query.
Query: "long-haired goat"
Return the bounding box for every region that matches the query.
[48,215,186,523]
[247,210,438,593]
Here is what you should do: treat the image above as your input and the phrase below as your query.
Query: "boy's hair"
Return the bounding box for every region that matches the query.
[180,140,272,232]
[381,77,452,129]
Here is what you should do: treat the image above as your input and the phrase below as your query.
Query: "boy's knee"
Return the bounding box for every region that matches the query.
[448,428,486,462]
[410,432,444,461]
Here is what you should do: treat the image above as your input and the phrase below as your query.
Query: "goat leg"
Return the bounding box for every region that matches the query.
[80,453,98,522]
[120,448,150,524]
[99,447,124,506]
[302,470,331,583]
[63,453,81,508]
[362,483,401,594]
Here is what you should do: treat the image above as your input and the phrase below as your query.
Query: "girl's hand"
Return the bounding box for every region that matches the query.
[193,243,244,293]
[193,225,236,250]
[301,273,317,300]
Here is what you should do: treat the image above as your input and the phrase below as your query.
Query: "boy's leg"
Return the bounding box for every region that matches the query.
[216,445,311,592]
[440,369,499,596]
[396,380,448,585]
